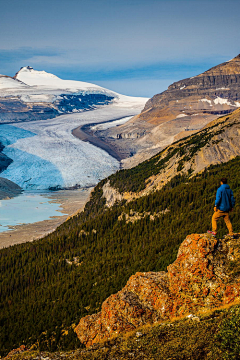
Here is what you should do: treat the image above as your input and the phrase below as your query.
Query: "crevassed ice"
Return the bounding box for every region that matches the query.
[0,105,145,190]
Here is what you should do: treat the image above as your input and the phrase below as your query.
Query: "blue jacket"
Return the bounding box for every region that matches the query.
[215,184,235,212]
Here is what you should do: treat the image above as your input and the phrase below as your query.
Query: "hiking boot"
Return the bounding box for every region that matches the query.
[207,230,217,237]
[224,234,237,239]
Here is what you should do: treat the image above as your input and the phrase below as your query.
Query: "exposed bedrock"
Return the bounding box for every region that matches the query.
[0,141,13,173]
[0,177,22,200]
[97,55,240,168]
[76,233,240,347]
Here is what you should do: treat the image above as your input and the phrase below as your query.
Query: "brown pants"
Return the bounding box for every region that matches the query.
[212,210,233,235]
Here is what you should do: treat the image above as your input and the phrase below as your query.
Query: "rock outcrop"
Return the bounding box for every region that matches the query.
[76,233,240,347]
[0,147,13,173]
[97,54,240,168]
[3,345,28,359]
[0,177,22,200]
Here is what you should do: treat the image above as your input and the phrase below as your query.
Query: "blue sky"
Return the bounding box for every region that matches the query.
[0,0,239,97]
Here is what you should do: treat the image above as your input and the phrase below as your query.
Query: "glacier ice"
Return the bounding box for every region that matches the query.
[0,105,145,190]
[0,67,148,191]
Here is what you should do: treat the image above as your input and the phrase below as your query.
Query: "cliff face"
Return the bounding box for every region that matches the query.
[98,55,240,168]
[0,141,13,173]
[76,233,240,347]
[0,177,22,200]
[0,141,21,199]
[143,54,240,121]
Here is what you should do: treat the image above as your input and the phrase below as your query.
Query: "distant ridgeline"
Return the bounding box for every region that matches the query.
[0,150,240,354]
[0,67,118,123]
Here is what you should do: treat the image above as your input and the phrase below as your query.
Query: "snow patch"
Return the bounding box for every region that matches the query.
[180,85,186,90]
[213,97,232,106]
[199,99,212,105]
[176,113,187,118]
[90,116,133,131]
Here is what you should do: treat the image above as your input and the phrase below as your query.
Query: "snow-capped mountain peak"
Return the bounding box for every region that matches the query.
[14,66,114,95]
[15,66,60,84]
[0,74,28,90]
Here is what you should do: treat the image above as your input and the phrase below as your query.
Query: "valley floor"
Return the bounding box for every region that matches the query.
[0,187,92,249]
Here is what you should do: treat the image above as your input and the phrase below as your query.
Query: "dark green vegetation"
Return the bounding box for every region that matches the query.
[109,115,238,193]
[215,305,240,359]
[1,156,240,356]
[7,304,240,359]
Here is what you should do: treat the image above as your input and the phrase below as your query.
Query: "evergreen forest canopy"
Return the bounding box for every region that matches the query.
[0,156,240,356]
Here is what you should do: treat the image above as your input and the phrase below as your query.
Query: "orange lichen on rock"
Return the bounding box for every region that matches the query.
[75,233,240,347]
[4,345,28,359]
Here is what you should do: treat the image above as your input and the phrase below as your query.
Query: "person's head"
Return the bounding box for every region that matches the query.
[221,177,228,185]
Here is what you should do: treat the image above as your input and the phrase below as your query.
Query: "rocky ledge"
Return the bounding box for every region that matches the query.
[76,233,240,347]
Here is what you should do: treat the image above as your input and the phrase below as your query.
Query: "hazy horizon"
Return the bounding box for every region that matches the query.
[0,0,239,97]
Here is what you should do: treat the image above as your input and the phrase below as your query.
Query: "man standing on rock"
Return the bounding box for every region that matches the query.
[208,178,235,237]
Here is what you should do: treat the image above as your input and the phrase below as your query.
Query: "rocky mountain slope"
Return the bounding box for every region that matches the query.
[4,303,240,360]
[1,109,240,355]
[76,233,240,347]
[1,152,240,355]
[100,108,240,204]
[0,140,12,173]
[4,235,240,360]
[0,140,21,199]
[0,177,22,200]
[98,54,240,167]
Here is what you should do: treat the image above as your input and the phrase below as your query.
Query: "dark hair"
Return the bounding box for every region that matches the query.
[221,178,228,184]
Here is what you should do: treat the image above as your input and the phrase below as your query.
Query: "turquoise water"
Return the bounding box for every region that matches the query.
[0,192,66,232]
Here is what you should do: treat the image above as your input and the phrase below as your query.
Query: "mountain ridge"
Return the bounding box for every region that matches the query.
[0,67,148,123]
[97,54,240,168]
[98,108,240,205]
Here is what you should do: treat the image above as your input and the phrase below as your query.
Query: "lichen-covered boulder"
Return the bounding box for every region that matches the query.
[75,233,240,347]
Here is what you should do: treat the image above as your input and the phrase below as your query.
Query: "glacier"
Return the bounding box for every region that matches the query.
[0,66,148,190]
[0,105,145,190]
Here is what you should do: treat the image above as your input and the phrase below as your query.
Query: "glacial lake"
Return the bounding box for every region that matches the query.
[0,191,66,232]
